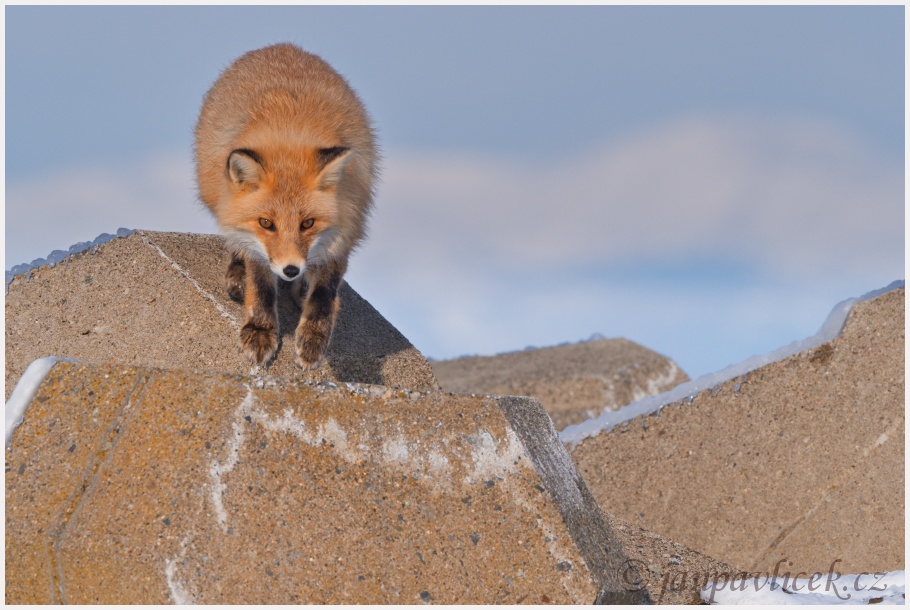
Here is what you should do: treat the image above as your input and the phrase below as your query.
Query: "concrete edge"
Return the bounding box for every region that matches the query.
[498,395,649,603]
[5,228,136,293]
[560,280,906,448]
[5,357,79,446]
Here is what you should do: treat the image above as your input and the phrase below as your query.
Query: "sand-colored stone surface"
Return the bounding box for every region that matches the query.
[6,362,598,603]
[5,360,742,604]
[570,287,905,576]
[5,230,438,399]
[432,339,689,431]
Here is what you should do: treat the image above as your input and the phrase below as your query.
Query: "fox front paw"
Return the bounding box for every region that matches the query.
[225,260,246,302]
[295,319,332,370]
[240,323,278,366]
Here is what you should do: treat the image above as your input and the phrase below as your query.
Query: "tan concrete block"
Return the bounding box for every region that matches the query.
[5,231,438,398]
[570,287,905,575]
[432,338,688,431]
[7,362,667,604]
[5,365,153,603]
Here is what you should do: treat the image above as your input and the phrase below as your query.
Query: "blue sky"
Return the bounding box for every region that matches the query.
[5,6,905,378]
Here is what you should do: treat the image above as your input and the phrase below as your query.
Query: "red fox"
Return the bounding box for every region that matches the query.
[194,43,377,369]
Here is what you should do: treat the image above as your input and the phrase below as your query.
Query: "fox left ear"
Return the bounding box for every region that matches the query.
[228,149,264,188]
[316,147,351,190]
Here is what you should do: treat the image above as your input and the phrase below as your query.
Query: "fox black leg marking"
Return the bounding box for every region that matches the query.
[240,257,279,366]
[225,252,246,302]
[295,266,342,369]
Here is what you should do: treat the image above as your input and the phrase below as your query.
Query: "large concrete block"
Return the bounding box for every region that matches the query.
[5,362,599,602]
[432,339,688,431]
[5,230,438,397]
[6,360,739,604]
[569,287,905,575]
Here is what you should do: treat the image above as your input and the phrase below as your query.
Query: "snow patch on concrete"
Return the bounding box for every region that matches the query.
[383,435,411,462]
[426,450,451,475]
[250,407,312,442]
[647,360,681,396]
[701,568,904,605]
[320,418,352,456]
[464,428,528,484]
[630,360,682,403]
[561,280,905,448]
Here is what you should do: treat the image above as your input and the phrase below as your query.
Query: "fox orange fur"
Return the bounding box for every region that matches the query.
[194,43,377,368]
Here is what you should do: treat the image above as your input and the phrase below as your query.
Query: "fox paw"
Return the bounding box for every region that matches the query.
[225,259,246,302]
[295,320,331,370]
[226,280,244,302]
[224,274,245,303]
[240,323,278,366]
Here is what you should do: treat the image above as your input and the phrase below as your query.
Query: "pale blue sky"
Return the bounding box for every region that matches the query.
[5,5,905,378]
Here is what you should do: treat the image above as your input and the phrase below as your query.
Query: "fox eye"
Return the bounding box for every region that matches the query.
[259,218,275,230]
[300,218,315,231]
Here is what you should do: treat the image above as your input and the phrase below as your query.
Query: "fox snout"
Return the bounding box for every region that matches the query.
[270,260,306,281]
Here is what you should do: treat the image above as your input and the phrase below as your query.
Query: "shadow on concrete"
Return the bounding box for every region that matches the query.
[274,280,413,386]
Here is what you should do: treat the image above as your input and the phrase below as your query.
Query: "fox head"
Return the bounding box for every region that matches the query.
[218,146,352,281]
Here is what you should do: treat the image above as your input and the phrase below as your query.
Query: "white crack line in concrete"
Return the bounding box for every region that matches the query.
[747,414,905,572]
[209,385,253,532]
[165,536,195,604]
[137,230,240,330]
[560,280,906,448]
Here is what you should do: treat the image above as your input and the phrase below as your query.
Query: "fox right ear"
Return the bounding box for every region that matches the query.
[315,147,351,190]
[227,149,264,188]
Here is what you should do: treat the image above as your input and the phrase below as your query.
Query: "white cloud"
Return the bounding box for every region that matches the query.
[6,114,903,377]
[365,114,902,279]
[350,113,903,372]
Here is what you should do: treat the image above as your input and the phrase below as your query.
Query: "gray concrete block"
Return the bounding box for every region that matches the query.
[5,230,438,398]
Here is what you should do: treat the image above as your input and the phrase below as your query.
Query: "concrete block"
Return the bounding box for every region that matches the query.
[569,287,905,575]
[432,339,688,431]
[5,230,438,398]
[7,361,664,603]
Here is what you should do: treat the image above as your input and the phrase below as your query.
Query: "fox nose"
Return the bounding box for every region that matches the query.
[283,265,300,278]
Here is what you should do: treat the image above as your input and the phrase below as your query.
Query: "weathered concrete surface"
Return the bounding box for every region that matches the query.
[6,362,619,603]
[570,287,905,576]
[5,360,740,604]
[5,230,438,398]
[432,339,689,431]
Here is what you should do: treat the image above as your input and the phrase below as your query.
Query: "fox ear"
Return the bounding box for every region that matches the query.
[316,147,351,190]
[227,149,264,187]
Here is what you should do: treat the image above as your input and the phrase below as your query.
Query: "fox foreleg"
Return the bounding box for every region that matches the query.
[239,255,279,366]
[295,263,343,370]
